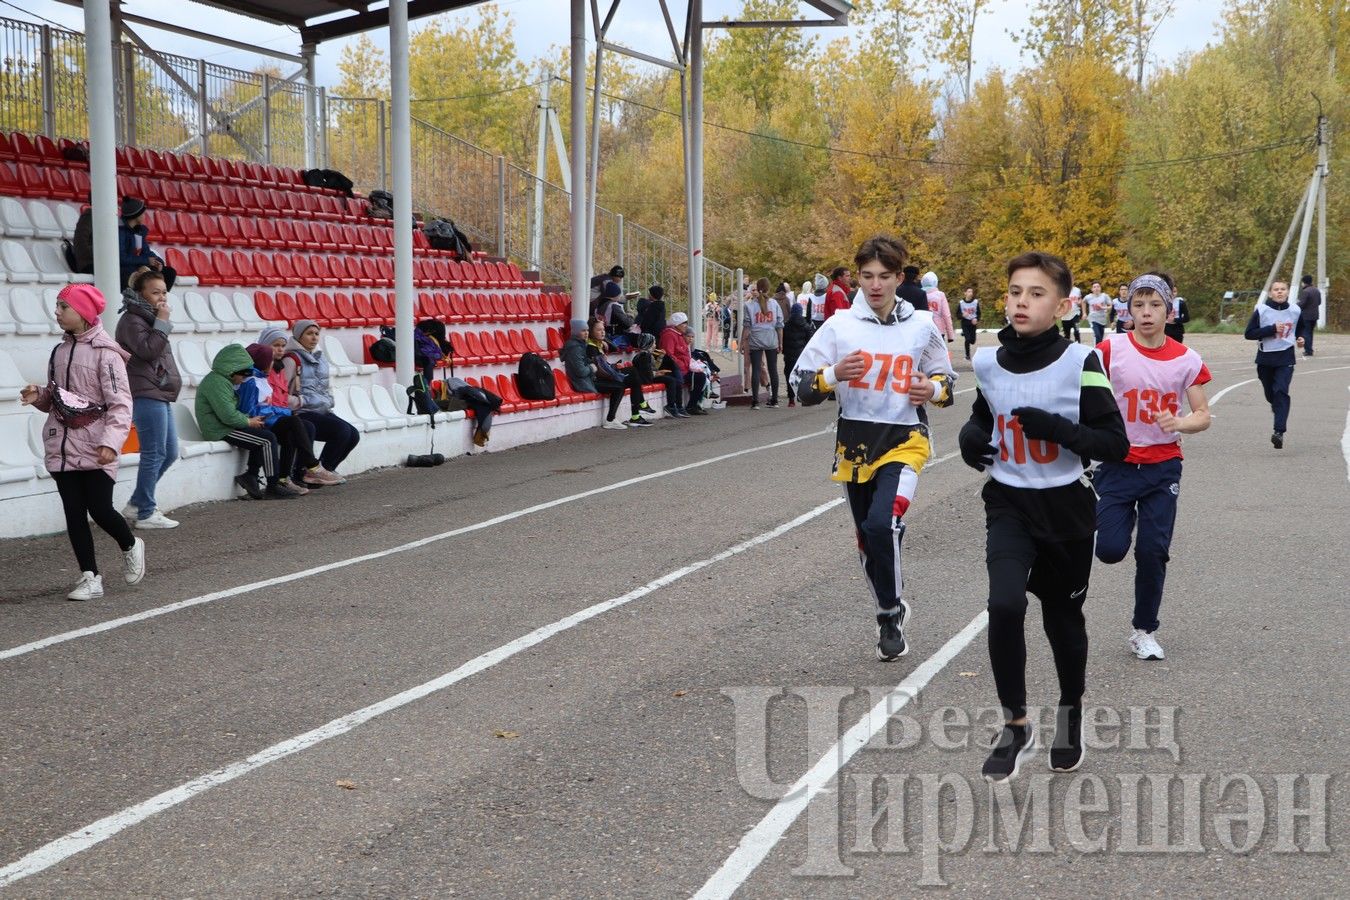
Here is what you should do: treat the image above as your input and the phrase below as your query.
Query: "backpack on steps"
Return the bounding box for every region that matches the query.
[516,352,555,401]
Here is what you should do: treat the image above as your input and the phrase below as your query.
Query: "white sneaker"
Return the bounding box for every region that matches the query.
[121,503,138,522]
[601,420,628,430]
[134,509,179,529]
[1129,629,1165,660]
[67,571,103,601]
[123,537,146,585]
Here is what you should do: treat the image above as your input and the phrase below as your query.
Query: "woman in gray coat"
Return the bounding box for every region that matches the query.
[115,269,182,528]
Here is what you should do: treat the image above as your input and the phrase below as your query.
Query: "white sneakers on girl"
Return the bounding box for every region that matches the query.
[123,537,146,585]
[135,509,179,529]
[1129,629,1165,660]
[67,572,104,601]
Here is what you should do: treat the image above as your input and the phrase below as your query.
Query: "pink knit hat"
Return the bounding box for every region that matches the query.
[58,283,107,324]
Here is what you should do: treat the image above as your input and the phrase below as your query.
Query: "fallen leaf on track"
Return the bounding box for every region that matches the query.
[494,730,520,739]
[672,690,688,697]
[958,672,978,677]
[336,779,357,790]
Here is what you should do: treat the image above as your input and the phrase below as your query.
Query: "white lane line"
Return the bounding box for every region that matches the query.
[1342,387,1350,485]
[0,499,847,888]
[693,612,990,900]
[1,427,835,664]
[690,369,1329,898]
[1207,364,1350,410]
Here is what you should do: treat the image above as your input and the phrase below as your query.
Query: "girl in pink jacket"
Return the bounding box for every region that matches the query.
[20,284,145,601]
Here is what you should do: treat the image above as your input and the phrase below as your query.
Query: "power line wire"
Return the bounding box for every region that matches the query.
[409,77,550,103]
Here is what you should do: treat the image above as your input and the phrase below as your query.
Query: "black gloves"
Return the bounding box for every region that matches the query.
[958,422,997,472]
[1011,406,1077,445]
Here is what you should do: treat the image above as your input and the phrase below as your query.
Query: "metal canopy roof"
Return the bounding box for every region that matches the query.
[181,0,490,44]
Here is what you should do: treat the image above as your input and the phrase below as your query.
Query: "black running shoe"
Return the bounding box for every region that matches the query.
[875,601,910,661]
[982,722,1037,783]
[1271,431,1284,449]
[234,473,265,500]
[1049,705,1085,772]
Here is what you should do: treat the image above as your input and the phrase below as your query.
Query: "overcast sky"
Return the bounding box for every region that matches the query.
[14,1,1226,93]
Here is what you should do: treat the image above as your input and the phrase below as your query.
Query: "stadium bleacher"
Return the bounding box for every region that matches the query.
[0,130,662,537]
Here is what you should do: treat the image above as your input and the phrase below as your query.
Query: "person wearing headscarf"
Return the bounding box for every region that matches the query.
[920,270,956,344]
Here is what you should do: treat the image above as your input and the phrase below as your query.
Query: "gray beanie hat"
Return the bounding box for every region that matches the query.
[292,319,319,341]
[258,325,290,347]
[813,273,828,292]
[570,318,588,337]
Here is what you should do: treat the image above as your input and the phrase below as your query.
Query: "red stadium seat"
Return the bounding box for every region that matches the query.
[546,327,563,352]
[199,184,227,214]
[239,217,266,248]
[122,145,149,174]
[218,184,242,211]
[276,219,300,249]
[333,291,360,325]
[461,332,488,364]
[497,374,541,411]
[161,151,186,180]
[275,291,302,322]
[253,291,282,321]
[353,292,378,326]
[292,220,314,248]
[252,252,277,284]
[273,253,297,284]
[294,291,321,321]
[506,330,530,357]
[219,216,245,247]
[164,247,191,277]
[182,154,208,181]
[342,256,365,286]
[257,219,282,249]
[45,166,77,200]
[211,249,240,285]
[372,292,394,323]
[198,215,224,247]
[17,163,48,197]
[315,292,347,327]
[187,248,214,284]
[153,210,183,243]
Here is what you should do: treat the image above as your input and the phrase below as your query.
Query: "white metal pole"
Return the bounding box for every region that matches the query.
[377,99,388,191]
[1288,168,1320,305]
[587,40,605,276]
[1258,177,1312,305]
[84,0,120,325]
[680,66,697,345]
[569,0,589,323]
[390,0,416,388]
[302,43,317,169]
[40,25,56,139]
[531,78,550,270]
[689,0,705,350]
[1316,116,1329,329]
[496,155,507,258]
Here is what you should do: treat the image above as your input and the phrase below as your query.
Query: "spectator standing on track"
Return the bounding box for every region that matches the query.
[1094,273,1212,663]
[958,250,1128,783]
[1084,282,1111,344]
[958,287,980,361]
[115,269,182,529]
[20,283,144,601]
[789,235,956,663]
[1296,274,1320,357]
[1244,281,1302,450]
[283,320,359,482]
[921,270,956,345]
[117,197,177,292]
[781,302,812,408]
[742,276,785,409]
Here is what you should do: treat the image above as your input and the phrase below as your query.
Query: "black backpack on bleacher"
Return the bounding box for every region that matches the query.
[516,352,555,401]
[303,168,355,197]
[425,218,474,259]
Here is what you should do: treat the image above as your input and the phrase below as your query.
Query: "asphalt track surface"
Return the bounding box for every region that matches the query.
[1,334,1346,898]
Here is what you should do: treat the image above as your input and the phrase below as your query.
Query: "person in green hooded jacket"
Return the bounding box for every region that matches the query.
[194,344,303,500]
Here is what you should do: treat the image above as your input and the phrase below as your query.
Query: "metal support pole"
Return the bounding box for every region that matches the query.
[261,73,272,163]
[1258,178,1311,304]
[496,155,507,258]
[1316,116,1329,329]
[531,78,550,270]
[616,213,624,275]
[196,58,209,157]
[1288,169,1320,305]
[679,65,696,347]
[734,267,744,376]
[377,99,388,191]
[40,25,56,138]
[110,3,124,144]
[84,0,121,325]
[688,0,705,350]
[302,42,317,169]
[587,38,605,273]
[121,39,137,146]
[318,87,329,168]
[390,0,416,388]
[569,0,589,322]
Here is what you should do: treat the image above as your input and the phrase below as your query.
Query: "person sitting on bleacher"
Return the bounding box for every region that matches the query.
[240,343,330,496]
[253,331,343,488]
[118,197,176,292]
[647,348,684,419]
[115,269,183,529]
[637,285,668,339]
[658,312,707,417]
[280,320,359,483]
[194,344,303,500]
[561,319,654,431]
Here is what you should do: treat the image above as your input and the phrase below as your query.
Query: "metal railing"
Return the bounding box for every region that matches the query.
[0,12,738,300]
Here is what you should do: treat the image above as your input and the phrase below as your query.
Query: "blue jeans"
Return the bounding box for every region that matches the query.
[128,396,178,519]
[1256,364,1294,433]
[1090,322,1105,344]
[1094,458,1182,633]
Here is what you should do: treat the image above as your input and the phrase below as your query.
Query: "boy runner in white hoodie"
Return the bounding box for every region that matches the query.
[790,236,956,661]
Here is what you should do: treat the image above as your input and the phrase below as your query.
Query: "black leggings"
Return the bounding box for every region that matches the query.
[961,320,977,359]
[52,469,135,575]
[269,416,319,477]
[985,514,1093,721]
[1061,316,1081,342]
[595,373,645,420]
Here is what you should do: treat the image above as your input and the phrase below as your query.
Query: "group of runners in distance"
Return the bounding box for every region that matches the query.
[790,234,1305,783]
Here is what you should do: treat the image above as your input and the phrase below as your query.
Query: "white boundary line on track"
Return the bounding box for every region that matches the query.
[1342,387,1350,485]
[691,364,1350,899]
[0,498,849,888]
[1,427,836,664]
